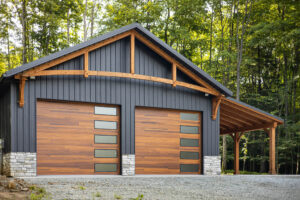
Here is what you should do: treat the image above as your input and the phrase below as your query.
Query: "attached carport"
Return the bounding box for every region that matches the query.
[219,97,284,174]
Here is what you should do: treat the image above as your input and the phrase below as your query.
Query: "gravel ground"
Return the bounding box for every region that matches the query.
[24,175,300,200]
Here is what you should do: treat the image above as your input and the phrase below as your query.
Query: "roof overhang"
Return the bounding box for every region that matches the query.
[220,97,283,135]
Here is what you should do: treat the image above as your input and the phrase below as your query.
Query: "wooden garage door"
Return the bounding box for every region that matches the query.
[135,107,202,174]
[37,100,120,175]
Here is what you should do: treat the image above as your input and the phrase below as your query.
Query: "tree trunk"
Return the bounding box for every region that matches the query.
[90,0,95,37]
[236,0,252,100]
[219,0,225,85]
[209,4,214,68]
[222,135,227,172]
[227,0,234,88]
[294,43,299,174]
[200,49,203,70]
[164,6,170,45]
[259,136,266,173]
[21,0,27,64]
[67,9,70,45]
[7,31,11,69]
[83,0,88,41]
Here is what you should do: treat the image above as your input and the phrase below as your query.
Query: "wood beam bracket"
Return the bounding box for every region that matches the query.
[18,76,27,107]
[212,95,224,120]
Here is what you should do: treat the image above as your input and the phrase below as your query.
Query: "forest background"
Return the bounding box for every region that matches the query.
[0,0,299,174]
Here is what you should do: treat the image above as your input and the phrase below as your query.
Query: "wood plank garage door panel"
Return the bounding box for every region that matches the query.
[37,100,120,175]
[135,107,202,174]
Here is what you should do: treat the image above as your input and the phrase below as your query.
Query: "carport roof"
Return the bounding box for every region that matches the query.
[220,97,283,135]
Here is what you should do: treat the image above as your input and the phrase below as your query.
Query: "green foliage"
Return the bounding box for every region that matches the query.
[78,185,86,190]
[223,170,269,175]
[29,186,49,200]
[114,194,123,199]
[94,191,101,197]
[130,194,144,200]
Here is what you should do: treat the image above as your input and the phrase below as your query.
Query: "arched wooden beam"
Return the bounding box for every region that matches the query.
[17,70,216,95]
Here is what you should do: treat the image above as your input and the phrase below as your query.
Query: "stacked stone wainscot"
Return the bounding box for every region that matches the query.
[122,154,135,176]
[3,152,36,177]
[203,156,221,175]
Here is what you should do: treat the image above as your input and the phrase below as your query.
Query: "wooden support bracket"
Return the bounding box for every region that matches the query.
[84,52,89,78]
[18,77,27,107]
[212,95,223,120]
[172,63,177,87]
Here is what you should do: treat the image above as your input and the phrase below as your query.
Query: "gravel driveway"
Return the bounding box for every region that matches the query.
[24,175,300,200]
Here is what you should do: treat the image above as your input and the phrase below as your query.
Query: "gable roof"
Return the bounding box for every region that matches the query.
[2,23,233,96]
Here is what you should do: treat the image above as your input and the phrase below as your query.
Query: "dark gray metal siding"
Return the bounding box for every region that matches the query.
[9,37,219,156]
[0,83,11,153]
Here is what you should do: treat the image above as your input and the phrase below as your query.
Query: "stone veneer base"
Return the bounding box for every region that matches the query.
[2,153,220,176]
[122,154,135,176]
[203,156,221,175]
[3,152,36,177]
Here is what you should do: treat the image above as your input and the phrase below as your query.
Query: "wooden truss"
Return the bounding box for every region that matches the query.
[14,29,221,118]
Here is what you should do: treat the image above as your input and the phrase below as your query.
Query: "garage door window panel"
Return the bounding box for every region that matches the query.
[180,138,199,147]
[180,164,199,172]
[94,149,117,158]
[94,135,117,144]
[94,106,117,116]
[180,113,199,121]
[94,120,117,130]
[180,151,199,160]
[95,164,117,172]
[180,125,199,134]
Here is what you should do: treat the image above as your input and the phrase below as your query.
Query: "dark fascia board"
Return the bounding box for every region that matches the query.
[2,23,233,96]
[226,97,284,122]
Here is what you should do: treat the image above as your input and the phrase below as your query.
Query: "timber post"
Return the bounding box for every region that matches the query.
[268,122,277,174]
[231,132,243,175]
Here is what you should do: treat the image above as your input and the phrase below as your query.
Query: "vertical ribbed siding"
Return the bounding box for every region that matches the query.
[9,37,220,156]
[0,84,11,153]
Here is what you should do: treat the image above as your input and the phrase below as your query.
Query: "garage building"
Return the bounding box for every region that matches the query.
[0,23,283,176]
